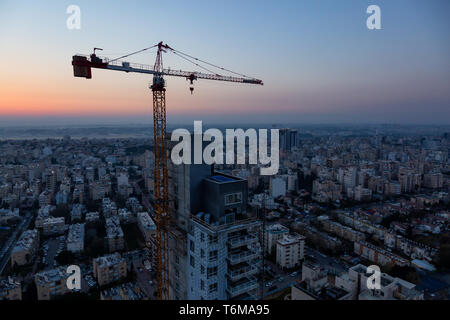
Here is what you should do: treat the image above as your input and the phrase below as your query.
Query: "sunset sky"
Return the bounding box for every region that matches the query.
[0,0,449,125]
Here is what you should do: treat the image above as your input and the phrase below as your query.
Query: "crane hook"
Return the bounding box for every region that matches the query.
[189,87,194,95]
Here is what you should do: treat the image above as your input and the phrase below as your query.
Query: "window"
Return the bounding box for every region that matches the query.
[201,249,205,259]
[201,280,205,291]
[190,240,195,252]
[208,234,218,244]
[224,192,242,205]
[190,255,195,268]
[209,283,218,293]
[209,250,218,262]
[207,266,217,279]
[200,233,205,242]
[225,212,235,224]
[201,265,205,275]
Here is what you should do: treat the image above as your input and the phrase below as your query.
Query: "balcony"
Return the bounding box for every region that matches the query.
[228,234,258,249]
[227,249,259,265]
[228,265,259,282]
[227,277,259,297]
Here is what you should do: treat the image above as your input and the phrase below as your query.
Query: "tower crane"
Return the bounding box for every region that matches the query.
[71,42,263,300]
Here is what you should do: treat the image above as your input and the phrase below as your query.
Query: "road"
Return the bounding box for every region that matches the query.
[258,246,348,299]
[0,212,33,275]
[305,246,347,275]
[134,261,157,299]
[260,259,302,298]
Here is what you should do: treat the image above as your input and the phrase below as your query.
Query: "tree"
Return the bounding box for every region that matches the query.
[22,280,38,301]
[86,200,100,212]
[51,204,70,222]
[386,265,419,284]
[55,250,76,265]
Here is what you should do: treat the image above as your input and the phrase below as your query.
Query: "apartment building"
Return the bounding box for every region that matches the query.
[354,241,409,267]
[187,173,261,300]
[11,229,39,267]
[34,267,71,300]
[38,190,52,207]
[0,278,22,300]
[43,217,65,236]
[105,216,124,252]
[85,211,100,222]
[291,262,352,300]
[0,208,19,225]
[102,198,118,218]
[166,146,211,300]
[265,223,289,255]
[137,211,156,244]
[93,253,127,287]
[71,203,85,222]
[100,282,147,300]
[384,232,438,261]
[423,173,443,189]
[276,234,305,269]
[66,223,85,253]
[321,218,366,243]
[334,264,423,300]
[35,205,55,228]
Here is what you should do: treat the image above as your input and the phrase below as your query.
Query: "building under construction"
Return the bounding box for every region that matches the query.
[167,138,262,299]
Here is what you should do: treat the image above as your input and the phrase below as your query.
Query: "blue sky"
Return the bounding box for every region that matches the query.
[0,0,449,125]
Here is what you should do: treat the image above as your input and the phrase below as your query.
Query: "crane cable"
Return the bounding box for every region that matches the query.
[109,44,158,63]
[169,51,219,76]
[109,43,259,80]
[168,47,257,80]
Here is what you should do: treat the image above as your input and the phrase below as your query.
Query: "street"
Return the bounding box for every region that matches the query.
[0,212,33,275]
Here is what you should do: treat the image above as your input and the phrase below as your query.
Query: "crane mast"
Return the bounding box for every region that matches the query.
[151,42,170,300]
[71,42,263,300]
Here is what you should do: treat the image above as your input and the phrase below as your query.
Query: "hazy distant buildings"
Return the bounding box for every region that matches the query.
[279,128,298,152]
[270,177,286,198]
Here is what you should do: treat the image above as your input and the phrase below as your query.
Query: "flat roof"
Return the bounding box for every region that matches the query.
[210,175,236,183]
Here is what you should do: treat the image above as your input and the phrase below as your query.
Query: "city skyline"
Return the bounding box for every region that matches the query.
[1,0,450,125]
